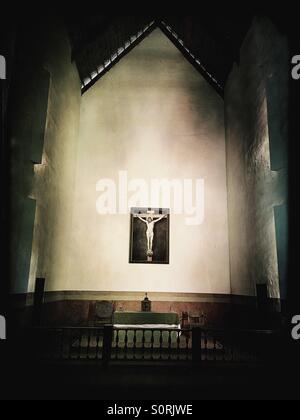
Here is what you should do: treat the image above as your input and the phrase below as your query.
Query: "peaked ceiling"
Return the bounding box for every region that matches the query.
[64,15,257,95]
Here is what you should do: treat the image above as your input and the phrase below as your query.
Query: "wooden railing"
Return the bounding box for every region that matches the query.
[28,326,282,365]
[112,327,192,362]
[31,327,106,361]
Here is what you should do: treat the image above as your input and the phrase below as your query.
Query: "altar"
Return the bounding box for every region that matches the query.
[112,312,181,346]
[113,311,180,329]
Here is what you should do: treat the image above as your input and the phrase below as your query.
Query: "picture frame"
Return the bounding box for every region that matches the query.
[129,208,170,265]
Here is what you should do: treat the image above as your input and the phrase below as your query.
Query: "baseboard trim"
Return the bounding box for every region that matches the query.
[10,290,259,307]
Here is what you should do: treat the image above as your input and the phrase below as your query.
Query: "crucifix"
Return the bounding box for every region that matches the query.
[134,210,167,262]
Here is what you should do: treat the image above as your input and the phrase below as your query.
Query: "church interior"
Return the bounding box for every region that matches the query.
[0,13,297,400]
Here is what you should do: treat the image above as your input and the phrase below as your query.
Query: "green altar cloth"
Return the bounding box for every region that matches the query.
[112,312,179,326]
[112,312,181,346]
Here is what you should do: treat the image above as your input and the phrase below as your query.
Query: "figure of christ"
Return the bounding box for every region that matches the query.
[135,214,167,256]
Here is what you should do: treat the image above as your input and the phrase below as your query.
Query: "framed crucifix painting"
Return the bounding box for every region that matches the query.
[129,208,170,264]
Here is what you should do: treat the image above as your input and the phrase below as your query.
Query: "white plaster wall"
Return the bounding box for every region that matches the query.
[9,20,82,294]
[62,29,230,294]
[28,22,82,292]
[225,18,288,299]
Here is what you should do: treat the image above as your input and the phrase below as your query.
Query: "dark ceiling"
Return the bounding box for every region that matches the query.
[64,14,287,95]
[65,14,254,95]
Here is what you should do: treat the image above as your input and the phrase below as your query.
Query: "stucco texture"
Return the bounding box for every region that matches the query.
[67,29,230,294]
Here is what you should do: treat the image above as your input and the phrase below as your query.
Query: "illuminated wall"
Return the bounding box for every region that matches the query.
[10,20,288,302]
[65,29,230,294]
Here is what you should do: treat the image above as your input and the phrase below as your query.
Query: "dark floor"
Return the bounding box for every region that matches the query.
[1,331,300,400]
[1,357,299,400]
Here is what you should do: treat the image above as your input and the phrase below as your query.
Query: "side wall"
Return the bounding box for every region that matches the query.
[225,17,289,300]
[9,19,82,294]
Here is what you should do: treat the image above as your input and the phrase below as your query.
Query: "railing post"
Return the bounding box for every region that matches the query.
[192,327,202,364]
[102,325,113,366]
[32,278,45,327]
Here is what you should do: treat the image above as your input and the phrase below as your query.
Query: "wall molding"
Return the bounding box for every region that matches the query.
[10,291,258,308]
